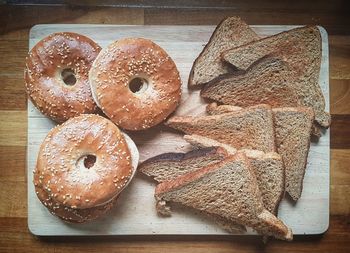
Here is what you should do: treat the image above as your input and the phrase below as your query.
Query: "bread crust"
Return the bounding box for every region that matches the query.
[89,38,182,130]
[201,56,299,108]
[183,134,285,215]
[25,32,101,123]
[272,107,314,201]
[155,153,292,240]
[188,16,259,87]
[156,153,245,195]
[139,146,226,167]
[166,104,276,153]
[222,26,330,128]
[34,179,118,223]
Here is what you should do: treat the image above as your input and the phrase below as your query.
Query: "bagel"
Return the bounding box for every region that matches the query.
[34,180,118,223]
[89,38,182,130]
[34,114,139,222]
[25,32,101,122]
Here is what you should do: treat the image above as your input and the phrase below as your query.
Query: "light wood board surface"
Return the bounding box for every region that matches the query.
[27,24,330,236]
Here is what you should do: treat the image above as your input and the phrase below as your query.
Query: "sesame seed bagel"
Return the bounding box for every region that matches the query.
[34,114,139,211]
[25,32,101,123]
[34,179,118,223]
[89,38,182,130]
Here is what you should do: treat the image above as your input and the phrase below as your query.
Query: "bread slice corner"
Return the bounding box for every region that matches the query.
[166,104,276,153]
[200,56,299,108]
[155,152,292,240]
[221,26,330,128]
[273,107,314,201]
[138,146,228,182]
[188,16,259,88]
[184,134,285,215]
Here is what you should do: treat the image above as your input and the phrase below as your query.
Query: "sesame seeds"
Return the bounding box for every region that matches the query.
[25,32,100,122]
[90,38,181,130]
[36,114,134,214]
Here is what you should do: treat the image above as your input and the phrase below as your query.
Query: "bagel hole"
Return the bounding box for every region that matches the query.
[83,155,96,169]
[61,68,76,86]
[129,77,148,93]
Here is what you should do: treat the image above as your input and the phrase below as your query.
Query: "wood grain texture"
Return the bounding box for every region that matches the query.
[331,149,350,185]
[0,40,27,75]
[67,0,348,11]
[0,182,27,218]
[144,8,350,35]
[330,115,350,149]
[329,36,350,79]
[330,185,350,216]
[330,79,350,114]
[0,216,350,253]
[0,146,26,182]
[0,3,349,253]
[0,75,27,111]
[0,6,144,40]
[0,111,26,146]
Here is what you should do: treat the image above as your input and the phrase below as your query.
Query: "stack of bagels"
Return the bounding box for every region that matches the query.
[25,32,182,222]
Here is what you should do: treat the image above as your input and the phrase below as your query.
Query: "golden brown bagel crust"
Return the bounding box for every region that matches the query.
[34,176,117,223]
[89,38,182,130]
[25,32,101,122]
[34,114,132,209]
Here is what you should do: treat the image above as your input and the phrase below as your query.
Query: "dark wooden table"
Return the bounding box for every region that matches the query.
[0,2,349,252]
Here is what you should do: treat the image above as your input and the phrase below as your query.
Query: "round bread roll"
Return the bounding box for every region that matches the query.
[89,38,182,130]
[25,32,101,122]
[34,180,118,223]
[34,114,139,215]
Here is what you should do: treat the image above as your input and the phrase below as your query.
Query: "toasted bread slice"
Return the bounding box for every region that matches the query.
[155,153,293,240]
[221,26,330,128]
[273,107,314,201]
[184,134,238,154]
[201,56,299,107]
[204,103,314,200]
[139,146,245,232]
[206,102,242,115]
[184,134,285,215]
[206,102,321,137]
[139,147,228,182]
[188,16,259,87]
[166,104,276,153]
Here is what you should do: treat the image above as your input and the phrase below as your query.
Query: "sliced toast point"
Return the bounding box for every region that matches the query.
[139,147,245,232]
[184,134,237,154]
[139,147,228,182]
[188,16,259,87]
[206,102,242,115]
[273,107,314,201]
[166,104,276,153]
[201,56,299,107]
[184,134,285,215]
[155,153,292,240]
[202,104,314,200]
[222,26,330,127]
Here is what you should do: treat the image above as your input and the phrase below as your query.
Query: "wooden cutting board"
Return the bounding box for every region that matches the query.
[27,24,330,236]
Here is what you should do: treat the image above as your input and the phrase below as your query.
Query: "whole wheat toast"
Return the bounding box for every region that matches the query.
[188,16,259,87]
[166,104,276,153]
[206,102,242,115]
[201,56,299,107]
[203,103,314,201]
[155,153,293,240]
[273,107,314,201]
[183,134,285,215]
[221,26,330,128]
[139,147,228,183]
[139,146,245,232]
